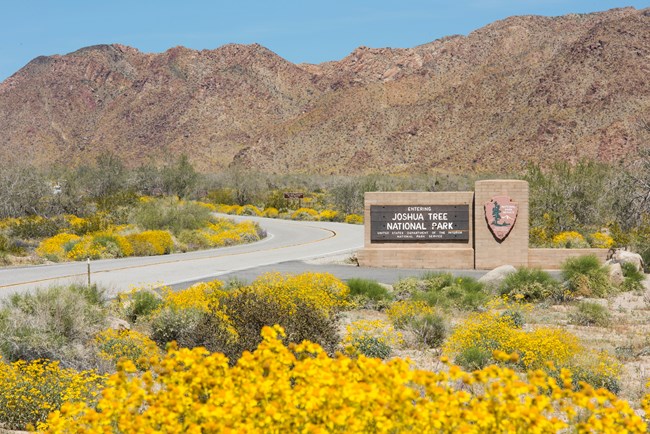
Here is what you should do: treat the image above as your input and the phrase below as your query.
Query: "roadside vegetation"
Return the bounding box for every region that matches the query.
[0,257,648,431]
[3,152,650,267]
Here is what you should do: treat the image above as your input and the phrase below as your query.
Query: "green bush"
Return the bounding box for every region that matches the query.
[0,234,25,255]
[407,313,446,348]
[193,289,340,364]
[347,278,393,304]
[8,215,69,239]
[121,290,163,324]
[568,301,611,327]
[499,268,562,302]
[130,197,214,235]
[349,336,392,359]
[561,255,613,298]
[149,306,205,349]
[620,262,645,292]
[500,310,525,328]
[412,273,488,311]
[0,284,107,370]
[455,346,492,371]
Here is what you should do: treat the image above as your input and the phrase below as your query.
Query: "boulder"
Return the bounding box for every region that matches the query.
[609,249,645,272]
[107,316,131,330]
[478,264,517,288]
[607,262,625,286]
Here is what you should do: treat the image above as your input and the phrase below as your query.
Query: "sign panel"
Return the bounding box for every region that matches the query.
[284,192,304,199]
[370,205,469,242]
[484,195,518,241]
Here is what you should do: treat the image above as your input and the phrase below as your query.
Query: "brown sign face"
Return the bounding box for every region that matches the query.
[484,195,518,241]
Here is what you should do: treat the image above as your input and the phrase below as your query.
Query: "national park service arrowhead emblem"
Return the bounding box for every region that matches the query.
[485,195,518,242]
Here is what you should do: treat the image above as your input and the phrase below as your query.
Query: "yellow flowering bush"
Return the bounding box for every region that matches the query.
[95,329,160,371]
[159,280,226,312]
[215,204,242,215]
[345,213,364,224]
[236,204,262,216]
[40,326,649,433]
[249,272,349,317]
[0,357,105,431]
[552,231,590,248]
[319,209,340,221]
[387,300,436,328]
[35,233,81,261]
[343,319,403,359]
[262,207,279,218]
[179,219,263,249]
[126,230,173,256]
[66,232,134,260]
[291,207,320,221]
[590,231,614,248]
[444,310,622,391]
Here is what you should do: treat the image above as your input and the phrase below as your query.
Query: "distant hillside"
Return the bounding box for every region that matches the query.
[1,7,649,174]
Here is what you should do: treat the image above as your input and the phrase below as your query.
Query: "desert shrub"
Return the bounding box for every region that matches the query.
[130,197,213,234]
[386,300,436,329]
[319,209,340,222]
[178,219,264,250]
[194,289,340,363]
[346,278,393,308]
[0,358,105,431]
[236,204,262,216]
[500,309,525,328]
[65,213,113,236]
[8,215,69,239]
[552,231,590,248]
[116,288,163,324]
[149,305,205,349]
[0,233,25,255]
[94,329,159,371]
[248,272,349,317]
[66,232,134,260]
[588,231,614,248]
[444,311,581,371]
[0,284,107,370]
[498,268,562,302]
[344,213,364,224]
[406,313,446,349]
[568,301,611,327]
[291,207,319,221]
[455,346,493,371]
[262,207,279,218]
[620,261,645,292]
[444,310,621,391]
[343,320,402,359]
[40,326,648,433]
[36,233,81,261]
[561,255,613,297]
[405,272,488,311]
[126,230,174,256]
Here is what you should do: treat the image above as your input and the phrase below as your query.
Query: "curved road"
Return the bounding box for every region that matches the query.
[0,215,364,298]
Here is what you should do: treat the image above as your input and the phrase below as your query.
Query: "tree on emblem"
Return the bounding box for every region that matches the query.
[491,201,510,227]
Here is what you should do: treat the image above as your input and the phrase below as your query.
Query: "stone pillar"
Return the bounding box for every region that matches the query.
[474,180,529,269]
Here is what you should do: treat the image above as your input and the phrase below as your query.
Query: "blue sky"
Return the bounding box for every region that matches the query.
[1,1,648,82]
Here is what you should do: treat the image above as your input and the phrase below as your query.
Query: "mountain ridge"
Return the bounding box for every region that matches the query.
[1,6,649,174]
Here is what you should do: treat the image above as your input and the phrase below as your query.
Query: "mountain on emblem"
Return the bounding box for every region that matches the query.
[484,195,518,241]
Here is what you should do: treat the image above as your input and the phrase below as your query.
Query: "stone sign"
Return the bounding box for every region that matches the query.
[370,205,469,241]
[484,195,518,241]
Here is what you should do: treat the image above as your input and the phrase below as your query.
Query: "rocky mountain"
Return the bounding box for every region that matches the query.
[1,7,649,174]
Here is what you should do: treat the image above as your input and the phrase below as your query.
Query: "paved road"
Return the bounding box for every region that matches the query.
[0,215,364,298]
